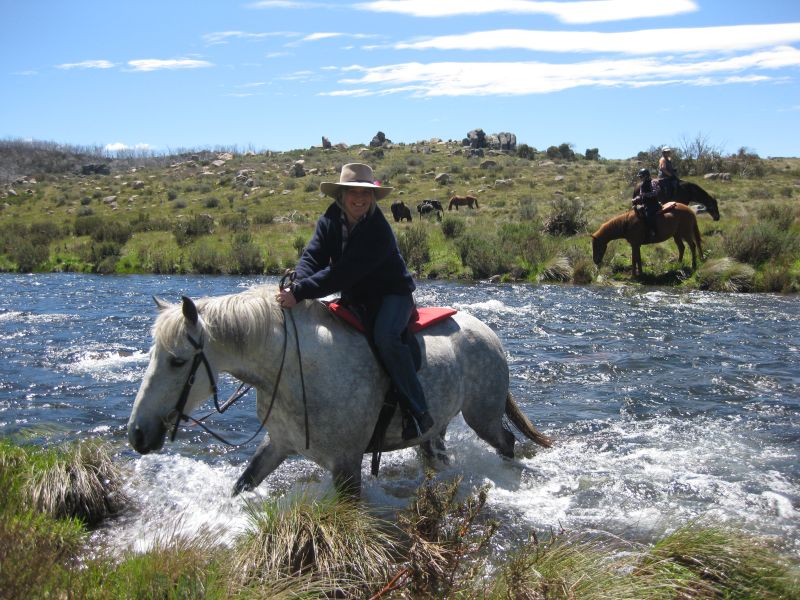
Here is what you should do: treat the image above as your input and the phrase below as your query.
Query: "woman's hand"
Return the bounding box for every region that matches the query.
[276,288,298,309]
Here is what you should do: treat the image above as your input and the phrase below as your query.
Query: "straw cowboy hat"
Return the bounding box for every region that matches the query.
[320,163,393,200]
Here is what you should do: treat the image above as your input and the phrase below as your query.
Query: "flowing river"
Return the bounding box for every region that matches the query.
[1,273,797,556]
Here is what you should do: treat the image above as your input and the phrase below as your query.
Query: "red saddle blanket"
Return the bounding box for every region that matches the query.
[326,302,457,334]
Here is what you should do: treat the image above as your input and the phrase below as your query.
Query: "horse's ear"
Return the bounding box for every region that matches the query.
[153,296,171,312]
[181,296,199,326]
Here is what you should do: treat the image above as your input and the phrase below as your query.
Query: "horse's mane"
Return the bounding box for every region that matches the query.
[152,285,280,350]
[593,211,633,239]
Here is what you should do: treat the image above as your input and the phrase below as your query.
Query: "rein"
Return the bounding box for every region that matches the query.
[168,305,310,449]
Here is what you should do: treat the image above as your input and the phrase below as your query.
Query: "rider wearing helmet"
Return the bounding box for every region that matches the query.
[632,168,661,240]
[658,147,679,198]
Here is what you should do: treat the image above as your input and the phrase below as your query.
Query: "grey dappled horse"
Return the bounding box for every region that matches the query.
[127,286,551,496]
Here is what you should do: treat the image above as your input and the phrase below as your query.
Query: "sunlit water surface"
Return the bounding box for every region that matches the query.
[1,274,797,555]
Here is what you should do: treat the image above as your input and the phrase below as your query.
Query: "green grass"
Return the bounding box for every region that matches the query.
[2,140,799,291]
[1,439,798,598]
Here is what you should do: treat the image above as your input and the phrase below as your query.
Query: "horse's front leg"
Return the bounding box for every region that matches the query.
[233,438,289,496]
[332,452,364,498]
[674,236,686,264]
[631,244,642,276]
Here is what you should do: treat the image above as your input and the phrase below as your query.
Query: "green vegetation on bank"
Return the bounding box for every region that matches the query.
[1,439,798,598]
[1,138,798,292]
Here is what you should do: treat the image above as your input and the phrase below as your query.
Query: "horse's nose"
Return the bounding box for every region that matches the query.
[129,424,151,454]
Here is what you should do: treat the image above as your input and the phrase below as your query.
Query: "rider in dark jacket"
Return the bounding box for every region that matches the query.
[278,163,433,441]
[632,168,661,240]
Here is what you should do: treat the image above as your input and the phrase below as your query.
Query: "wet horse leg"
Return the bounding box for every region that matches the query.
[332,453,363,498]
[674,236,686,265]
[462,407,516,459]
[233,438,289,496]
[420,426,450,466]
[631,244,642,276]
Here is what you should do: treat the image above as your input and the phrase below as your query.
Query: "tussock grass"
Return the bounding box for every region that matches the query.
[697,257,756,292]
[539,256,573,282]
[23,439,127,525]
[642,522,800,599]
[1,443,799,600]
[231,490,398,598]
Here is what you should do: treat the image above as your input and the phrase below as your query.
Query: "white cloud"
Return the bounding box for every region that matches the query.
[127,59,214,72]
[355,0,698,24]
[203,30,299,44]
[395,23,800,55]
[295,32,379,44]
[322,46,800,97]
[303,32,344,42]
[57,60,116,70]
[247,1,329,8]
[104,142,152,153]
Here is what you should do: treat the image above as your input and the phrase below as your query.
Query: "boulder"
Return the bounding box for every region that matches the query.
[81,164,111,176]
[464,129,487,149]
[290,160,306,177]
[322,136,332,149]
[369,131,390,147]
[434,173,450,185]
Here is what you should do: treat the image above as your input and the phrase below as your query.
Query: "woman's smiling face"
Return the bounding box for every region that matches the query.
[342,187,375,224]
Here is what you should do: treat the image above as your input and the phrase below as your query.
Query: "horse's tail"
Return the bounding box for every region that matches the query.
[505,393,552,448]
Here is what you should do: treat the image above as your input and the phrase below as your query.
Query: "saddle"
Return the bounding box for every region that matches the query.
[324,301,457,476]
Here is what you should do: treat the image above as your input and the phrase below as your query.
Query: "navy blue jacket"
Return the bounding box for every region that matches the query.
[291,202,415,308]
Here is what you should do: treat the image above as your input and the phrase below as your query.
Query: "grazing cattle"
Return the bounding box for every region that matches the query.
[448,195,479,210]
[390,200,412,222]
[417,200,443,221]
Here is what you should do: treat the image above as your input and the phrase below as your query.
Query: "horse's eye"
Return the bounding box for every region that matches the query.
[169,356,187,368]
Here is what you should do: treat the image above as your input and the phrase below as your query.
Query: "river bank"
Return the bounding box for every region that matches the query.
[1,142,798,292]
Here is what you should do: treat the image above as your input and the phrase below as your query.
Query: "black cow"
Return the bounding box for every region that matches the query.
[417,199,443,221]
[390,200,412,222]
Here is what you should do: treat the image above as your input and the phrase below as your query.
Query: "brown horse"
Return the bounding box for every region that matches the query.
[633,179,720,221]
[448,195,479,210]
[591,203,703,276]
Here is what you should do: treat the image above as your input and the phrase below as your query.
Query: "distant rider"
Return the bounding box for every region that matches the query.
[632,168,661,240]
[658,146,679,198]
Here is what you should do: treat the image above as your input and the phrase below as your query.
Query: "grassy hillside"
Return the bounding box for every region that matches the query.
[1,139,798,292]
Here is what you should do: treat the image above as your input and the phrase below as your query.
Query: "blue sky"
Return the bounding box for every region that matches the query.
[2,0,799,158]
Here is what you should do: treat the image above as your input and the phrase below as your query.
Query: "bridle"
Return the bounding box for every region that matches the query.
[166,301,309,449]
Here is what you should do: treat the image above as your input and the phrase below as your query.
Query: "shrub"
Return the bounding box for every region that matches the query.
[74,215,132,244]
[441,215,465,239]
[229,233,264,275]
[542,196,588,236]
[174,214,214,245]
[252,210,275,225]
[187,241,225,273]
[204,196,220,209]
[399,224,430,272]
[723,222,799,266]
[456,231,511,278]
[292,235,306,257]
[518,196,538,221]
[757,203,797,230]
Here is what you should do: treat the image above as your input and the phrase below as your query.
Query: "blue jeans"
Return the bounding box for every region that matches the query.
[372,294,428,417]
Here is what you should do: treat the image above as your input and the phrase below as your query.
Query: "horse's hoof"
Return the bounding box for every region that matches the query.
[232,476,254,496]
